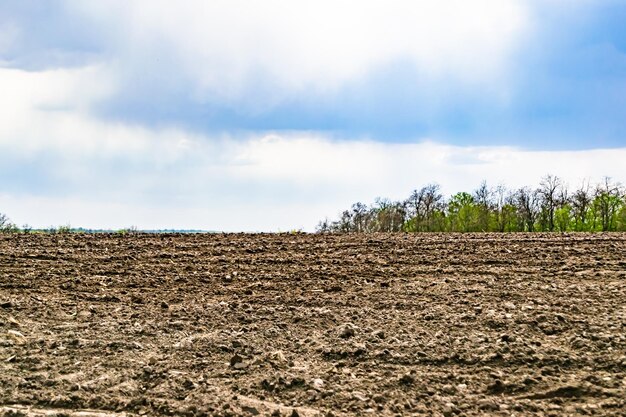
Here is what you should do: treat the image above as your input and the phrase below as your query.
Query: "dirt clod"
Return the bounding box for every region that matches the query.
[399,373,416,385]
[338,324,356,339]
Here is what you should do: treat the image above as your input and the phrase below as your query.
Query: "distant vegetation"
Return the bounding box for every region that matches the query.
[0,213,19,233]
[0,218,141,234]
[317,176,626,233]
[3,175,625,234]
[0,217,210,234]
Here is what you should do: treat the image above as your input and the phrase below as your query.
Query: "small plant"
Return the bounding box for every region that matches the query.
[21,224,33,234]
[57,224,72,234]
[0,213,10,228]
[0,213,18,233]
[1,224,19,233]
[117,226,139,235]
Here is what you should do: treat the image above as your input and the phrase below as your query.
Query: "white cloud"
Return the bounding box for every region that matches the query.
[68,0,530,105]
[2,91,626,231]
[1,9,625,232]
[225,135,626,202]
[4,130,626,231]
[0,66,115,152]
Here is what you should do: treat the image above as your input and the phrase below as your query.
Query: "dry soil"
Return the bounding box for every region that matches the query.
[0,233,625,416]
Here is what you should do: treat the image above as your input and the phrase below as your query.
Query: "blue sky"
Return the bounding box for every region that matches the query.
[1,1,626,230]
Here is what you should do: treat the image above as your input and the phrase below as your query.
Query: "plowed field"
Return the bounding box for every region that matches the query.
[1,233,625,416]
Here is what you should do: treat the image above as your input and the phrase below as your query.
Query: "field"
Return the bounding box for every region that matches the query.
[1,233,625,416]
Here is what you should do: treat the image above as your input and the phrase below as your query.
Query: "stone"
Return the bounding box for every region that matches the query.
[399,373,415,385]
[241,406,259,415]
[338,323,356,339]
[352,391,369,402]
[442,402,457,417]
[372,394,386,404]
[503,302,516,310]
[312,378,325,390]
[478,399,499,411]
[230,354,246,369]
[441,384,456,394]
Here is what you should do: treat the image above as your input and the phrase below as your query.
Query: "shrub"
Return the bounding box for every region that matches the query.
[0,213,18,233]
[56,224,72,234]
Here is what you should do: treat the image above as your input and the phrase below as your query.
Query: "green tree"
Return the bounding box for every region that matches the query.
[318,175,626,234]
[493,185,517,232]
[593,178,623,231]
[617,204,626,231]
[448,192,478,232]
[554,204,572,232]
[473,181,494,231]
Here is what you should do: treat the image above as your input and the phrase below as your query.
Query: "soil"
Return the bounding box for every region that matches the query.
[0,233,625,416]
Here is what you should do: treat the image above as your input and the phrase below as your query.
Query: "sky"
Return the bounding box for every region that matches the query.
[1,0,626,231]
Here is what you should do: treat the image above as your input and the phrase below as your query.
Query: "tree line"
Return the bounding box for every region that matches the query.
[0,215,134,234]
[317,176,626,233]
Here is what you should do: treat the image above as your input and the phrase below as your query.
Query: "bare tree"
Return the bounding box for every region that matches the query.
[571,180,593,231]
[537,175,562,231]
[351,202,369,233]
[0,213,18,233]
[422,184,445,232]
[404,184,444,232]
[315,218,332,233]
[558,183,569,207]
[516,187,539,232]
[372,198,406,232]
[0,213,9,229]
[494,185,516,232]
[338,210,354,232]
[406,188,426,226]
[473,180,493,232]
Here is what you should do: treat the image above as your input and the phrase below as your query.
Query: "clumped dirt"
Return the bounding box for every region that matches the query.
[1,233,625,416]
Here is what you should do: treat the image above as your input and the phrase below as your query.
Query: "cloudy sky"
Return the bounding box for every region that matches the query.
[1,0,626,231]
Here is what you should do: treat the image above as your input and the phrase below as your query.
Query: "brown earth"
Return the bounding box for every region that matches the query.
[0,233,625,417]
